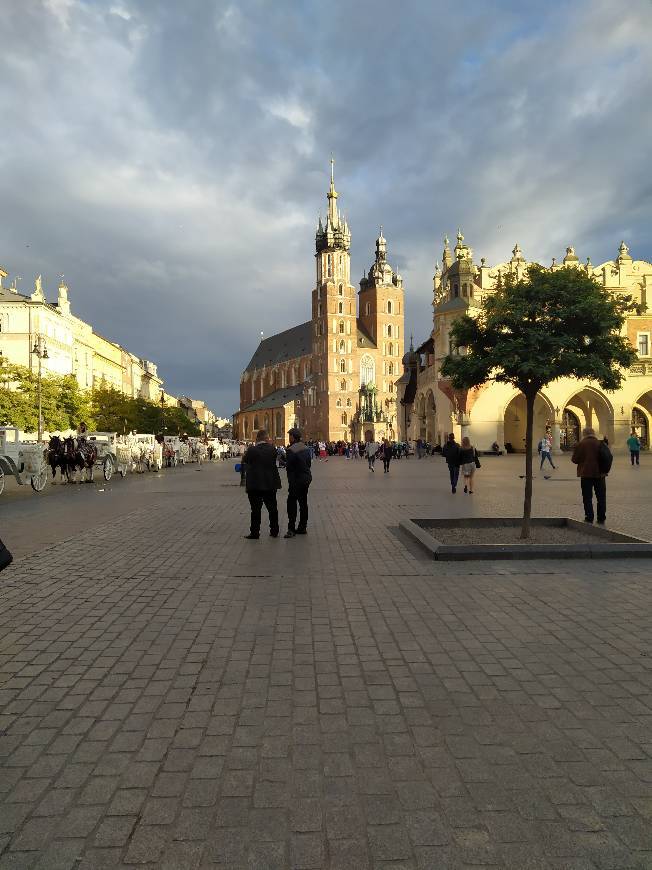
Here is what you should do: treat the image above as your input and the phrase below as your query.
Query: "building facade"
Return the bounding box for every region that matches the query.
[397,234,652,453]
[234,166,405,443]
[0,273,164,401]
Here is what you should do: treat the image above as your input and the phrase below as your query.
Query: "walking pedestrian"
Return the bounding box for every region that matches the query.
[627,430,641,466]
[572,427,610,524]
[242,430,281,539]
[284,428,312,538]
[441,433,461,493]
[365,438,379,471]
[380,438,392,473]
[457,436,480,494]
[539,433,556,470]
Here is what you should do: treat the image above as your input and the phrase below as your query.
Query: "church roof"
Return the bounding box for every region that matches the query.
[0,286,29,301]
[239,383,304,413]
[356,320,377,349]
[244,321,312,373]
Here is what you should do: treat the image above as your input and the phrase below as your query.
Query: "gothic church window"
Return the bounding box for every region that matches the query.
[360,354,375,386]
[387,300,392,314]
[387,324,392,338]
[340,379,346,391]
[338,284,343,296]
[340,359,346,373]
[365,302,371,315]
[327,254,332,277]
[389,343,394,356]
[341,413,347,425]
[338,302,343,314]
[336,399,342,407]
[346,398,351,407]
[339,340,345,353]
[388,362,394,375]
[339,321,345,334]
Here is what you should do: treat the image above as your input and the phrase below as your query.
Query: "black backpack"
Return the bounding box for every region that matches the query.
[598,440,613,475]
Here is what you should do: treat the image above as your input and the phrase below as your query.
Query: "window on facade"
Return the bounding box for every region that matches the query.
[340,379,346,391]
[341,413,347,425]
[346,398,351,407]
[276,413,282,436]
[339,340,345,353]
[639,333,650,356]
[338,302,343,314]
[387,324,392,337]
[336,398,342,407]
[462,283,467,297]
[388,362,394,375]
[387,300,392,314]
[360,354,375,386]
[389,342,394,356]
[338,284,343,296]
[327,254,332,277]
[339,320,345,334]
[340,359,346,373]
[389,382,394,392]
[365,302,370,315]
[253,415,259,429]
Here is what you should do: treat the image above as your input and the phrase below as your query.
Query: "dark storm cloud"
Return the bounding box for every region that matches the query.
[1,0,650,413]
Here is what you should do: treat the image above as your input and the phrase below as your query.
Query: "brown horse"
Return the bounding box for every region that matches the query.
[64,436,97,483]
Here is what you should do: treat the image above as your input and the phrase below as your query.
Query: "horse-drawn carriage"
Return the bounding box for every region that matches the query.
[86,432,130,481]
[189,438,208,464]
[130,433,163,472]
[162,436,190,467]
[0,428,49,495]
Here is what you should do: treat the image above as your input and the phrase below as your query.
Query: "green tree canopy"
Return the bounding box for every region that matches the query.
[441,264,637,537]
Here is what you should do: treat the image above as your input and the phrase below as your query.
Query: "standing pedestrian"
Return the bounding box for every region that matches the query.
[242,430,281,539]
[441,433,461,493]
[365,438,379,472]
[627,430,641,466]
[351,441,359,460]
[284,428,312,538]
[380,438,392,473]
[539,432,556,470]
[457,436,480,494]
[572,427,610,524]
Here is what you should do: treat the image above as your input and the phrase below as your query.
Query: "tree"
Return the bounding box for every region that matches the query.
[440,265,637,538]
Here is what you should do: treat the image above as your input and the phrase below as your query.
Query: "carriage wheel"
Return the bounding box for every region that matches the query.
[30,465,48,492]
[103,457,114,481]
[0,467,4,496]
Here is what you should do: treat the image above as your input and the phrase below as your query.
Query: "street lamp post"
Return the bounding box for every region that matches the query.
[31,336,49,443]
[159,390,166,435]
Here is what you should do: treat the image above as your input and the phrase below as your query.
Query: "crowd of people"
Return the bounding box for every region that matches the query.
[237,424,645,537]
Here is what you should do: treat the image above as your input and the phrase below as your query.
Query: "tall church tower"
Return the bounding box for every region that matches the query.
[311,161,356,440]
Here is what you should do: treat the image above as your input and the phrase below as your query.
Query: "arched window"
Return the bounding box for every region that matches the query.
[339,339,345,353]
[338,302,343,314]
[327,254,332,277]
[339,320,345,334]
[340,379,346,391]
[253,415,259,430]
[388,362,394,375]
[387,300,392,314]
[346,398,352,407]
[365,302,370,315]
[336,398,342,407]
[338,284,343,296]
[341,413,347,425]
[462,283,468,297]
[360,354,375,386]
[389,342,394,356]
[340,359,346,373]
[387,324,392,338]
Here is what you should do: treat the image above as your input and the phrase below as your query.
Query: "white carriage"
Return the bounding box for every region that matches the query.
[189,438,208,464]
[86,432,129,481]
[0,428,49,494]
[162,436,190,466]
[129,433,163,472]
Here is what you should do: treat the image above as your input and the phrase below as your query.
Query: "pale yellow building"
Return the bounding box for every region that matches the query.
[398,235,652,453]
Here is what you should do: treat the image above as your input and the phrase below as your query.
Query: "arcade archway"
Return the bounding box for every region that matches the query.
[503,392,554,452]
[562,388,613,443]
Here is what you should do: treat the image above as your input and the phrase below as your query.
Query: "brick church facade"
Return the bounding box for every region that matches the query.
[233,165,405,444]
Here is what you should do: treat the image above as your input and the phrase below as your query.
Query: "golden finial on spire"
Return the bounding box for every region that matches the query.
[330,154,334,184]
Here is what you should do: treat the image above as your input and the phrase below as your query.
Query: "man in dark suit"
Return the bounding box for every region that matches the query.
[242,429,281,539]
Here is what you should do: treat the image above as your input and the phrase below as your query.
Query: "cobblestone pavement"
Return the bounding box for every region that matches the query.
[1,457,652,869]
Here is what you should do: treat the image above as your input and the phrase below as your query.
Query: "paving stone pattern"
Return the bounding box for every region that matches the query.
[1,458,652,868]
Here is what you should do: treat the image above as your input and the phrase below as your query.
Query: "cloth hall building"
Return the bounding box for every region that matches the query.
[233,166,405,444]
[397,233,652,453]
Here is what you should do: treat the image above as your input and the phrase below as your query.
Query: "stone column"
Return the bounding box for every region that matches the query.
[613,414,632,454]
[551,423,561,452]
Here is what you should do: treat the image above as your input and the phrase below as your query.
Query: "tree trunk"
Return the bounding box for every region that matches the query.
[520,388,536,540]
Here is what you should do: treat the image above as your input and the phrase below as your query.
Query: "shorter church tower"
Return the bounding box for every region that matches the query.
[358,229,405,435]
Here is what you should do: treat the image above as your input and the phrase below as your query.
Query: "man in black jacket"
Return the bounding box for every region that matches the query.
[441,433,461,493]
[242,430,282,539]
[284,428,312,538]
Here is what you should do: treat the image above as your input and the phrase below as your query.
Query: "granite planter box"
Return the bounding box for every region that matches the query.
[399,517,652,561]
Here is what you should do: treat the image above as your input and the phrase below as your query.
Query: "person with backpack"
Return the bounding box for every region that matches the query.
[627,430,641,466]
[571,427,611,524]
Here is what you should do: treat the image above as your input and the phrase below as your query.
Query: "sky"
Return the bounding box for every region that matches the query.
[1,0,651,415]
